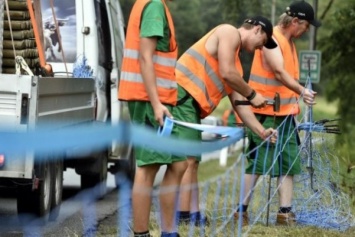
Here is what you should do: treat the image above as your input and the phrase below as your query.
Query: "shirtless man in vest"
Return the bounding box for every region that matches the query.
[235,0,321,227]
[173,16,278,226]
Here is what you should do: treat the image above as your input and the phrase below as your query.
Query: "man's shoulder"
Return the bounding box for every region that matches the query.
[214,24,238,37]
[216,24,236,30]
[213,24,239,42]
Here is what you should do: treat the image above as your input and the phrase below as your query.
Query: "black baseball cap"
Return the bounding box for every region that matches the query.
[244,16,277,49]
[286,0,321,27]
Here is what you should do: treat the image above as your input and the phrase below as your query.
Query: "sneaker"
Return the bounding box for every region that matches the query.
[178,212,210,226]
[234,212,249,227]
[276,212,296,226]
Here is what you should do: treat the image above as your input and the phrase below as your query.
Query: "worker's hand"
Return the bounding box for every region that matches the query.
[250,92,267,108]
[261,128,278,143]
[153,103,172,126]
[303,88,317,106]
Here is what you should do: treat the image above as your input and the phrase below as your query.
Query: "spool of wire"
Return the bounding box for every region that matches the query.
[0,0,4,73]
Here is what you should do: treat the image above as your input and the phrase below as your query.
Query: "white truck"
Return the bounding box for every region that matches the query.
[0,0,134,222]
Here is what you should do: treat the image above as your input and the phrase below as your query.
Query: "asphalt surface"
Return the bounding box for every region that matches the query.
[0,148,232,237]
[0,170,119,237]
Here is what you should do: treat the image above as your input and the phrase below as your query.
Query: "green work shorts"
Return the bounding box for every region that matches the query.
[128,101,186,167]
[245,115,301,177]
[172,85,202,161]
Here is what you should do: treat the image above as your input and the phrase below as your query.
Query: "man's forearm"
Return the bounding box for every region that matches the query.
[225,71,253,98]
[235,106,265,138]
[140,62,161,108]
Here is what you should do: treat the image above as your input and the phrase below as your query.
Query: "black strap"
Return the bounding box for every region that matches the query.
[176,94,189,106]
[292,117,301,146]
[176,91,200,114]
[256,114,267,125]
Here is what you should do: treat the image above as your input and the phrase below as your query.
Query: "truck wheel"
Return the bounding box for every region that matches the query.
[114,150,135,189]
[81,150,108,199]
[17,159,52,224]
[49,158,63,221]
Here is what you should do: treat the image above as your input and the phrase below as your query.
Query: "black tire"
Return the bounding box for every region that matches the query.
[17,159,52,224]
[49,158,63,221]
[114,149,135,189]
[81,150,108,199]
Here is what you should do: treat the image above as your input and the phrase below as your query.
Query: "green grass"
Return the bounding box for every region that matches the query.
[170,94,352,237]
[299,96,339,122]
[97,96,355,236]
[186,154,355,237]
[113,153,354,237]
[198,154,240,181]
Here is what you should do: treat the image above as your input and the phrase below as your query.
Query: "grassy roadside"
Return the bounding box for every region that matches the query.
[95,96,355,236]
[193,97,354,236]
[167,150,355,237]
[97,154,355,237]
[192,155,355,237]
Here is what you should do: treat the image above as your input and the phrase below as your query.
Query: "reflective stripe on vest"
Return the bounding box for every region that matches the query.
[118,0,178,105]
[176,27,242,118]
[121,71,177,89]
[176,48,229,111]
[249,27,300,116]
[123,49,176,68]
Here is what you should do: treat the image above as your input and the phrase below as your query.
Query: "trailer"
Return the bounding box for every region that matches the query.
[0,0,134,222]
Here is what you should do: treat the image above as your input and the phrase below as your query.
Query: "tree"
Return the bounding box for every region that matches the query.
[120,0,135,24]
[200,0,224,31]
[168,0,205,56]
[318,2,355,149]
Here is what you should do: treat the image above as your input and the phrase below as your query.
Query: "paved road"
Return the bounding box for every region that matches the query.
[0,170,119,237]
[0,149,227,237]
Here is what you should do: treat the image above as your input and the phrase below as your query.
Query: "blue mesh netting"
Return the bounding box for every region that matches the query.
[0,81,354,236]
[72,55,93,78]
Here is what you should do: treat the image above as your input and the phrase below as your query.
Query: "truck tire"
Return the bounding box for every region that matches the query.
[114,150,135,189]
[49,158,63,221]
[81,150,108,199]
[17,159,52,224]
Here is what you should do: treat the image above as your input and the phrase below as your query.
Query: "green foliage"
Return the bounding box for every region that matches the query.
[119,0,355,174]
[318,2,355,152]
[200,0,224,31]
[120,0,135,24]
[167,0,206,56]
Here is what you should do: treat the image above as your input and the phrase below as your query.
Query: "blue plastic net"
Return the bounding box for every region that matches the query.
[0,82,354,237]
[72,55,93,78]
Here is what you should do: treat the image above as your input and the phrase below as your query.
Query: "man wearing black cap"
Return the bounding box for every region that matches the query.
[235,0,321,227]
[174,16,278,226]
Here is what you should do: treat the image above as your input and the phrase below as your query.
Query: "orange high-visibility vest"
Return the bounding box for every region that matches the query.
[249,27,300,116]
[118,0,178,105]
[176,27,243,118]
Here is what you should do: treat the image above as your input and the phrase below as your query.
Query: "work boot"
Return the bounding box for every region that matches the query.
[233,212,249,227]
[276,212,296,226]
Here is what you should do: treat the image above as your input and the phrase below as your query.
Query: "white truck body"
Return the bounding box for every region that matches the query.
[0,0,134,221]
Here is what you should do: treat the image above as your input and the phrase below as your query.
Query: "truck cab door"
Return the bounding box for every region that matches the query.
[105,0,130,159]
